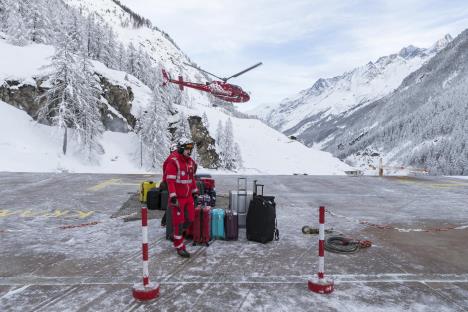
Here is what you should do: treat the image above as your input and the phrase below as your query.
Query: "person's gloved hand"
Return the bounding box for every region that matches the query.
[170,196,178,206]
[192,193,199,204]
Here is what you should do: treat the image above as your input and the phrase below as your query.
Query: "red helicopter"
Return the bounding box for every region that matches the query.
[162,62,262,103]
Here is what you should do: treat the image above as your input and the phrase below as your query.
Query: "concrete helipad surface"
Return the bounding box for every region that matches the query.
[1,173,467,311]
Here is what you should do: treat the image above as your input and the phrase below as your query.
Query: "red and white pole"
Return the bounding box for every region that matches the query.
[132,207,160,301]
[308,206,334,294]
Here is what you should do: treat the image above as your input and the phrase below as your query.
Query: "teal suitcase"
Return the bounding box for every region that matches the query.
[211,208,225,240]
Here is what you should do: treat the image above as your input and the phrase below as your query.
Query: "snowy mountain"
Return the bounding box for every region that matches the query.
[255,35,452,144]
[62,0,212,107]
[324,30,468,175]
[0,1,351,174]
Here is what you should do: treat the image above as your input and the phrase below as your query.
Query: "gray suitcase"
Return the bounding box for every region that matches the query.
[229,178,253,228]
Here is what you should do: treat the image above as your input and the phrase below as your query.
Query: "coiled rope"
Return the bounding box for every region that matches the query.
[324,236,372,254]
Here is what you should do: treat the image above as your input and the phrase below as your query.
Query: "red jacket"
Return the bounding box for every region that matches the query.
[165,152,198,198]
[162,151,178,183]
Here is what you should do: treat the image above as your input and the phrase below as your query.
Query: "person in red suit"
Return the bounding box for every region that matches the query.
[165,139,198,258]
[160,143,178,227]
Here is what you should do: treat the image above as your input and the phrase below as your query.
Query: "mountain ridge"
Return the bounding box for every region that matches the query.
[255,35,452,137]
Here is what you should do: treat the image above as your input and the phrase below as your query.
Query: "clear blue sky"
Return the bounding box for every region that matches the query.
[121,0,468,110]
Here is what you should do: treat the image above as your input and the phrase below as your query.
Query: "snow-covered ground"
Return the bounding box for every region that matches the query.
[179,104,351,175]
[1,173,468,311]
[0,100,352,175]
[0,101,144,173]
[0,40,54,83]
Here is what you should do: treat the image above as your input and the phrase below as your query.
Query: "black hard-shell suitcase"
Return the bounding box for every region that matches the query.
[246,183,279,244]
[147,188,159,210]
[160,190,168,210]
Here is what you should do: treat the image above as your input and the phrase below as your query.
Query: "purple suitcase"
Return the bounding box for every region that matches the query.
[225,209,238,240]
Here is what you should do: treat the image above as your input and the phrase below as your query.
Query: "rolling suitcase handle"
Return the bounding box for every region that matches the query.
[237,177,248,214]
[253,180,264,196]
[237,177,247,192]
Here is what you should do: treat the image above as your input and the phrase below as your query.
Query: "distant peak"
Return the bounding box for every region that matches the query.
[429,34,453,53]
[398,45,424,59]
[312,78,330,90]
[303,78,331,96]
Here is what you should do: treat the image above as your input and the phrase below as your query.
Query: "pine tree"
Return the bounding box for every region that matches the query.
[126,42,137,76]
[0,0,8,30]
[91,16,104,60]
[116,42,127,71]
[85,13,98,58]
[37,32,80,155]
[222,118,236,170]
[44,0,64,46]
[216,118,241,170]
[215,120,224,147]
[134,47,151,82]
[6,3,29,46]
[37,21,100,157]
[216,120,226,168]
[202,111,209,130]
[234,142,243,170]
[139,89,170,168]
[174,111,192,143]
[75,52,104,161]
[67,9,84,53]
[26,0,48,43]
[101,24,117,69]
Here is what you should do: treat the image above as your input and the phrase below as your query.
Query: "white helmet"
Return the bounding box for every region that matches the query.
[177,138,194,154]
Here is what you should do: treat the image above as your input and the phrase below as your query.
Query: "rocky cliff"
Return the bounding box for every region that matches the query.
[0,75,136,132]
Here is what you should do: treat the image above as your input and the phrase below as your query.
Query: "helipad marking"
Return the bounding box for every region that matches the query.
[88,179,139,192]
[395,177,468,189]
[88,179,122,191]
[0,209,94,219]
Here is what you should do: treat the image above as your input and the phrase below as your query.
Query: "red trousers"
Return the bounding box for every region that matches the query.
[171,196,195,250]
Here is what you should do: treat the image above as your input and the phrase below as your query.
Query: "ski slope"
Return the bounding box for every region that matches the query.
[179,105,352,175]
[0,100,352,174]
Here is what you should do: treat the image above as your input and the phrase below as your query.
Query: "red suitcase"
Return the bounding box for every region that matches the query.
[193,204,211,246]
[200,177,215,190]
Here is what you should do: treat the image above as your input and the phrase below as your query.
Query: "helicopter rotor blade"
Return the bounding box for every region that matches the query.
[183,62,224,81]
[224,62,263,82]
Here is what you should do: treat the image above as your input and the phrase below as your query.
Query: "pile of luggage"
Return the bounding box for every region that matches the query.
[139,180,169,212]
[139,176,279,245]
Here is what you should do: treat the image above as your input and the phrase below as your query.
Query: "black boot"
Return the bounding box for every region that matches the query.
[177,248,190,258]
